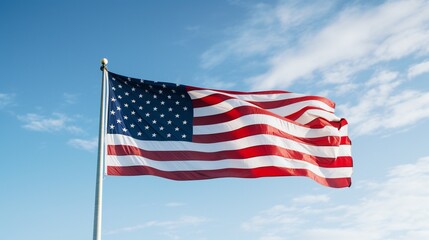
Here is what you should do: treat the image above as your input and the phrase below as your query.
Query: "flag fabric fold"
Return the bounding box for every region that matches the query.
[105,71,353,188]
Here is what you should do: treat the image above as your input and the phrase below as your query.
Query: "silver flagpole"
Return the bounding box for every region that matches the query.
[93,58,109,240]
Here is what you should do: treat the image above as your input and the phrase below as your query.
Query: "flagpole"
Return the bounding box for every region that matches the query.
[93,58,109,240]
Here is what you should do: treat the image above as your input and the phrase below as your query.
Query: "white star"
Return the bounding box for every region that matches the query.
[159,90,163,94]
[152,120,157,124]
[118,95,122,99]
[116,119,122,123]
[175,101,180,105]
[168,108,173,112]
[160,114,165,118]
[159,126,164,131]
[122,128,127,132]
[124,116,128,120]
[182,134,186,138]
[131,111,136,115]
[118,84,122,88]
[172,89,176,93]
[153,95,157,99]
[181,94,185,98]
[116,106,121,111]
[137,132,142,136]
[183,120,187,125]
[131,99,136,103]
[110,110,115,115]
[152,133,157,137]
[162,84,166,88]
[124,103,129,107]
[160,101,165,105]
[175,127,179,131]
[145,113,150,117]
[111,97,116,102]
[167,133,171,138]
[146,100,151,104]
[132,87,136,91]
[112,87,116,91]
[125,92,129,96]
[130,124,135,128]
[153,107,158,111]
[183,107,188,111]
[145,125,150,130]
[167,120,172,125]
[167,95,172,99]
[138,118,142,122]
[139,94,143,98]
[109,124,115,129]
[175,114,180,118]
[139,106,143,110]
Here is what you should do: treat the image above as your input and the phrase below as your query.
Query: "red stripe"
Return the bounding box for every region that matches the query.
[107,165,352,188]
[107,145,352,168]
[193,105,342,129]
[192,93,335,109]
[193,124,343,146]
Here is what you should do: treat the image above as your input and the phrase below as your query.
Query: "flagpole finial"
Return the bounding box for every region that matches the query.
[100,58,108,71]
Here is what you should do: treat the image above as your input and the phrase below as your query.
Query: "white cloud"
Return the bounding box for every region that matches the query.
[68,138,98,152]
[241,156,429,240]
[337,69,429,135]
[106,215,209,236]
[18,113,83,133]
[63,93,78,104]
[0,93,14,109]
[291,194,330,204]
[201,0,429,91]
[408,59,429,78]
[246,0,429,90]
[200,1,333,69]
[166,202,185,208]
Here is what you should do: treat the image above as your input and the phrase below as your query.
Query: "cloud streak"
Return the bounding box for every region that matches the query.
[68,138,98,152]
[241,156,429,240]
[18,113,84,134]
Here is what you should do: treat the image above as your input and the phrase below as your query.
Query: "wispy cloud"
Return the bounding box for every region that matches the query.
[165,202,186,208]
[200,1,333,70]
[291,194,330,204]
[241,156,429,240]
[0,93,14,109]
[68,138,98,152]
[106,215,209,237]
[337,69,429,136]
[18,113,84,134]
[63,93,79,104]
[245,0,429,90]
[408,59,429,78]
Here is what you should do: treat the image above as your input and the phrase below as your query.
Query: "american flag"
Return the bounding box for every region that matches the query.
[105,71,353,188]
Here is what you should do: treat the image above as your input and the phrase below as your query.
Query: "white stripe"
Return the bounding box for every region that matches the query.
[193,114,342,138]
[106,134,351,158]
[294,109,341,124]
[188,89,305,101]
[106,155,353,179]
[193,97,334,118]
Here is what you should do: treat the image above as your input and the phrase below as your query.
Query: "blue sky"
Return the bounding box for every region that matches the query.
[2,0,429,239]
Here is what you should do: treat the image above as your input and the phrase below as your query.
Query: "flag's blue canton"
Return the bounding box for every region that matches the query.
[107,72,193,141]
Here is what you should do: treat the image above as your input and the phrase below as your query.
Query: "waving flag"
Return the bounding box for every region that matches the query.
[105,71,352,188]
